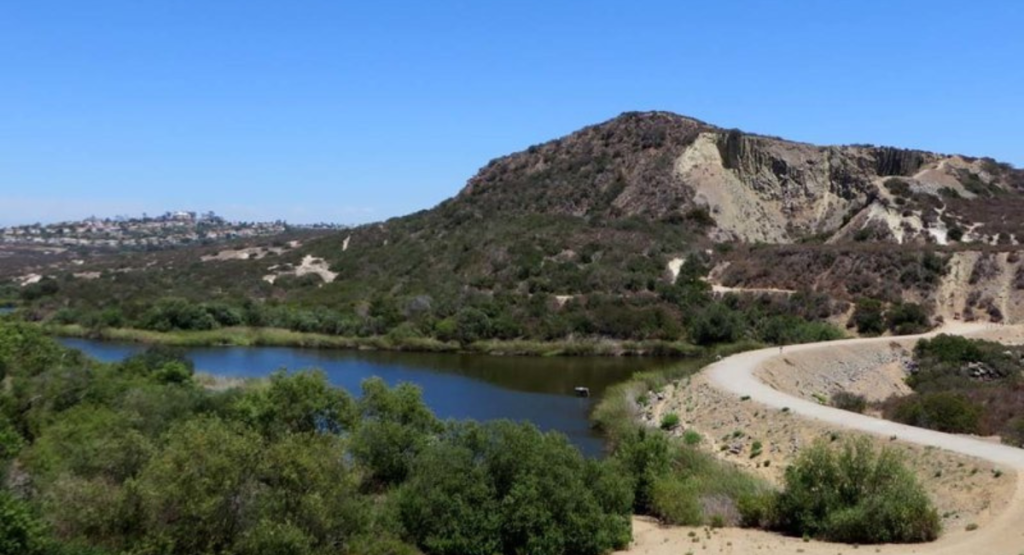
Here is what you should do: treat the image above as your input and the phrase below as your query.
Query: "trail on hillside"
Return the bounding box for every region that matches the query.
[692,323,1024,555]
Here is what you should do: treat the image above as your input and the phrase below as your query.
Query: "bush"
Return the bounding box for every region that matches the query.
[738,491,777,528]
[915,334,985,365]
[890,392,982,434]
[768,438,940,543]
[831,391,867,413]
[1003,417,1024,448]
[660,413,680,430]
[689,303,744,346]
[851,299,885,336]
[682,430,701,446]
[886,303,930,335]
[0,491,46,555]
[650,476,703,525]
[140,298,217,332]
[397,421,632,555]
[351,378,441,488]
[612,427,671,513]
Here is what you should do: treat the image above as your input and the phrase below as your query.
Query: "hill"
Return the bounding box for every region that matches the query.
[8,111,1024,349]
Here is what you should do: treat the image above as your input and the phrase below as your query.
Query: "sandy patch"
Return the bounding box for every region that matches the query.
[711,284,796,296]
[667,258,684,283]
[73,272,102,280]
[201,246,286,262]
[263,255,337,285]
[16,274,42,286]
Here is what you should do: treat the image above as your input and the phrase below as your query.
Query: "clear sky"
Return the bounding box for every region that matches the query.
[1,1,1021,226]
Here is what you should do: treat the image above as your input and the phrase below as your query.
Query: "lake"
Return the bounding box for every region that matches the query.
[60,338,685,456]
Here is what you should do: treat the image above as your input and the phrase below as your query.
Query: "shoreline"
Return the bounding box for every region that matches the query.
[42,323,709,358]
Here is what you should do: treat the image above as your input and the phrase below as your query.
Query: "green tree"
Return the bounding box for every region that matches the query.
[251,433,368,552]
[0,491,46,555]
[397,421,631,555]
[351,378,441,487]
[453,308,493,344]
[397,441,502,555]
[234,370,356,437]
[135,416,262,554]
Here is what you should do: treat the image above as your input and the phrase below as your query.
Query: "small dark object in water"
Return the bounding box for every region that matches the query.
[574,387,590,397]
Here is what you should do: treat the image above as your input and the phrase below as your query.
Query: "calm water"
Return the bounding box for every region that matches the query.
[60,338,681,456]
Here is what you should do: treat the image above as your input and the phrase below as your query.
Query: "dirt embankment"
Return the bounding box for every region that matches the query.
[756,341,914,403]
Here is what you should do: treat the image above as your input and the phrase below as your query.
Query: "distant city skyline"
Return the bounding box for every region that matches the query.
[2,0,1021,227]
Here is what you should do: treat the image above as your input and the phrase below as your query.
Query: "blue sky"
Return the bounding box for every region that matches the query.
[1,1,1021,226]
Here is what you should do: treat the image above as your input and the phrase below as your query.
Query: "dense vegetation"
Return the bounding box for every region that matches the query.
[740,439,941,543]
[0,321,635,555]
[0,312,951,552]
[882,334,1024,443]
[25,247,846,353]
[591,360,771,528]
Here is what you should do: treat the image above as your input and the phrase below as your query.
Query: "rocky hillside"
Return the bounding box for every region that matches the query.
[457,111,1023,245]
[9,111,1024,339]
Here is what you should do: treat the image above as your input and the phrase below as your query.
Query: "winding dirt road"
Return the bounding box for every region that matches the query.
[699,322,1024,554]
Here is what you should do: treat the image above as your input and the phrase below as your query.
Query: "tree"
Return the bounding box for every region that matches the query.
[397,421,632,555]
[234,370,356,438]
[396,441,502,555]
[135,416,262,554]
[454,308,493,344]
[0,491,46,555]
[351,378,441,487]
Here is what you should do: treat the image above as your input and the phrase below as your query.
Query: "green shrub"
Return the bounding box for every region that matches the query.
[769,438,940,543]
[852,299,886,336]
[660,413,681,430]
[1003,417,1024,448]
[397,421,632,555]
[831,391,867,413]
[886,303,930,335]
[612,427,671,513]
[689,303,744,346]
[890,392,982,434]
[650,476,703,525]
[682,430,702,446]
[738,491,777,528]
[0,491,46,555]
